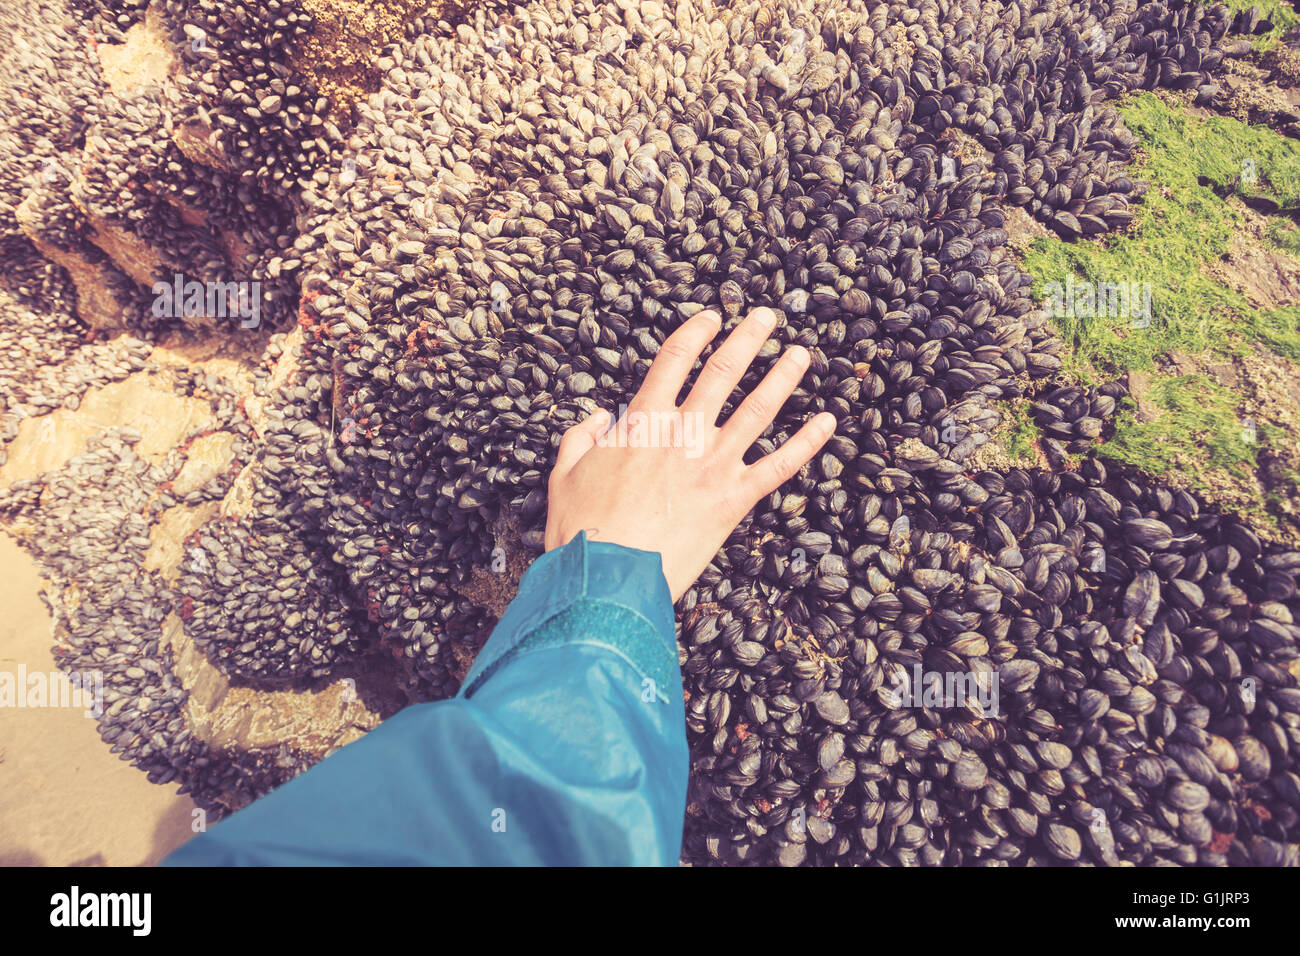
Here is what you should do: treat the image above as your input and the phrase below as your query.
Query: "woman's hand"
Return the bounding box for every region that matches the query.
[545,307,837,600]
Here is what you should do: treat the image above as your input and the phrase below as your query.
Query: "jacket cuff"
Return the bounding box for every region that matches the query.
[458,531,676,697]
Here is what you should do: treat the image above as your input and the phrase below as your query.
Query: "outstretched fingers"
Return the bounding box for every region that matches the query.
[633,309,722,410]
[742,412,837,501]
[552,408,612,480]
[682,306,780,419]
[719,344,810,455]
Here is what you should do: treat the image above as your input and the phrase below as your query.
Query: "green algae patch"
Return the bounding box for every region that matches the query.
[1020,92,1300,381]
[966,398,1059,474]
[1103,374,1261,480]
[1004,401,1045,466]
[1221,0,1300,52]
[1267,217,1300,256]
[1016,92,1300,537]
[1107,369,1299,536]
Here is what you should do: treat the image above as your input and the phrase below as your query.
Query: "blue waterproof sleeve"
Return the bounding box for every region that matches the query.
[161,532,687,866]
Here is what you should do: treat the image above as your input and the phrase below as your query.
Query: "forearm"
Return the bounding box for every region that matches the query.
[162,532,687,866]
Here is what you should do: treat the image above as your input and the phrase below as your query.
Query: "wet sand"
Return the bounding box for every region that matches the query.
[0,533,196,866]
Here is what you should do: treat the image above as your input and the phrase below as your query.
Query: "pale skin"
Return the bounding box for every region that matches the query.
[545,306,838,600]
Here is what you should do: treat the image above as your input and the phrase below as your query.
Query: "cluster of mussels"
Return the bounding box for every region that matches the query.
[2,0,1298,863]
[0,366,316,808]
[1,0,339,344]
[264,0,1299,865]
[0,0,351,810]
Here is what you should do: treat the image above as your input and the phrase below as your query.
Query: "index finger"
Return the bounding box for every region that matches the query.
[681,306,780,419]
[631,309,722,409]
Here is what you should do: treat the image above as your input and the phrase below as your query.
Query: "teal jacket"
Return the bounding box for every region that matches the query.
[162,533,687,865]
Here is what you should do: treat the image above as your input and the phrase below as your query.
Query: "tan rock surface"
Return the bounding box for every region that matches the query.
[0,372,216,489]
[14,200,133,331]
[171,432,237,495]
[173,117,232,172]
[143,501,221,577]
[96,5,177,95]
[161,613,383,758]
[73,208,167,288]
[0,533,196,865]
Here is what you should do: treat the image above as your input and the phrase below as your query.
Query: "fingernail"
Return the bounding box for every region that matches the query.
[817,412,837,436]
[787,345,810,368]
[752,307,779,332]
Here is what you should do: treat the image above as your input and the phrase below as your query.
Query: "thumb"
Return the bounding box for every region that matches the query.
[552,408,611,478]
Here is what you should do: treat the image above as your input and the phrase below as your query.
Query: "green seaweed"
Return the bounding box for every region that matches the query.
[1016,92,1300,531]
[994,400,1043,468]
[1266,216,1300,257]
[1020,92,1300,383]
[1220,0,1300,52]
[1099,375,1260,480]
